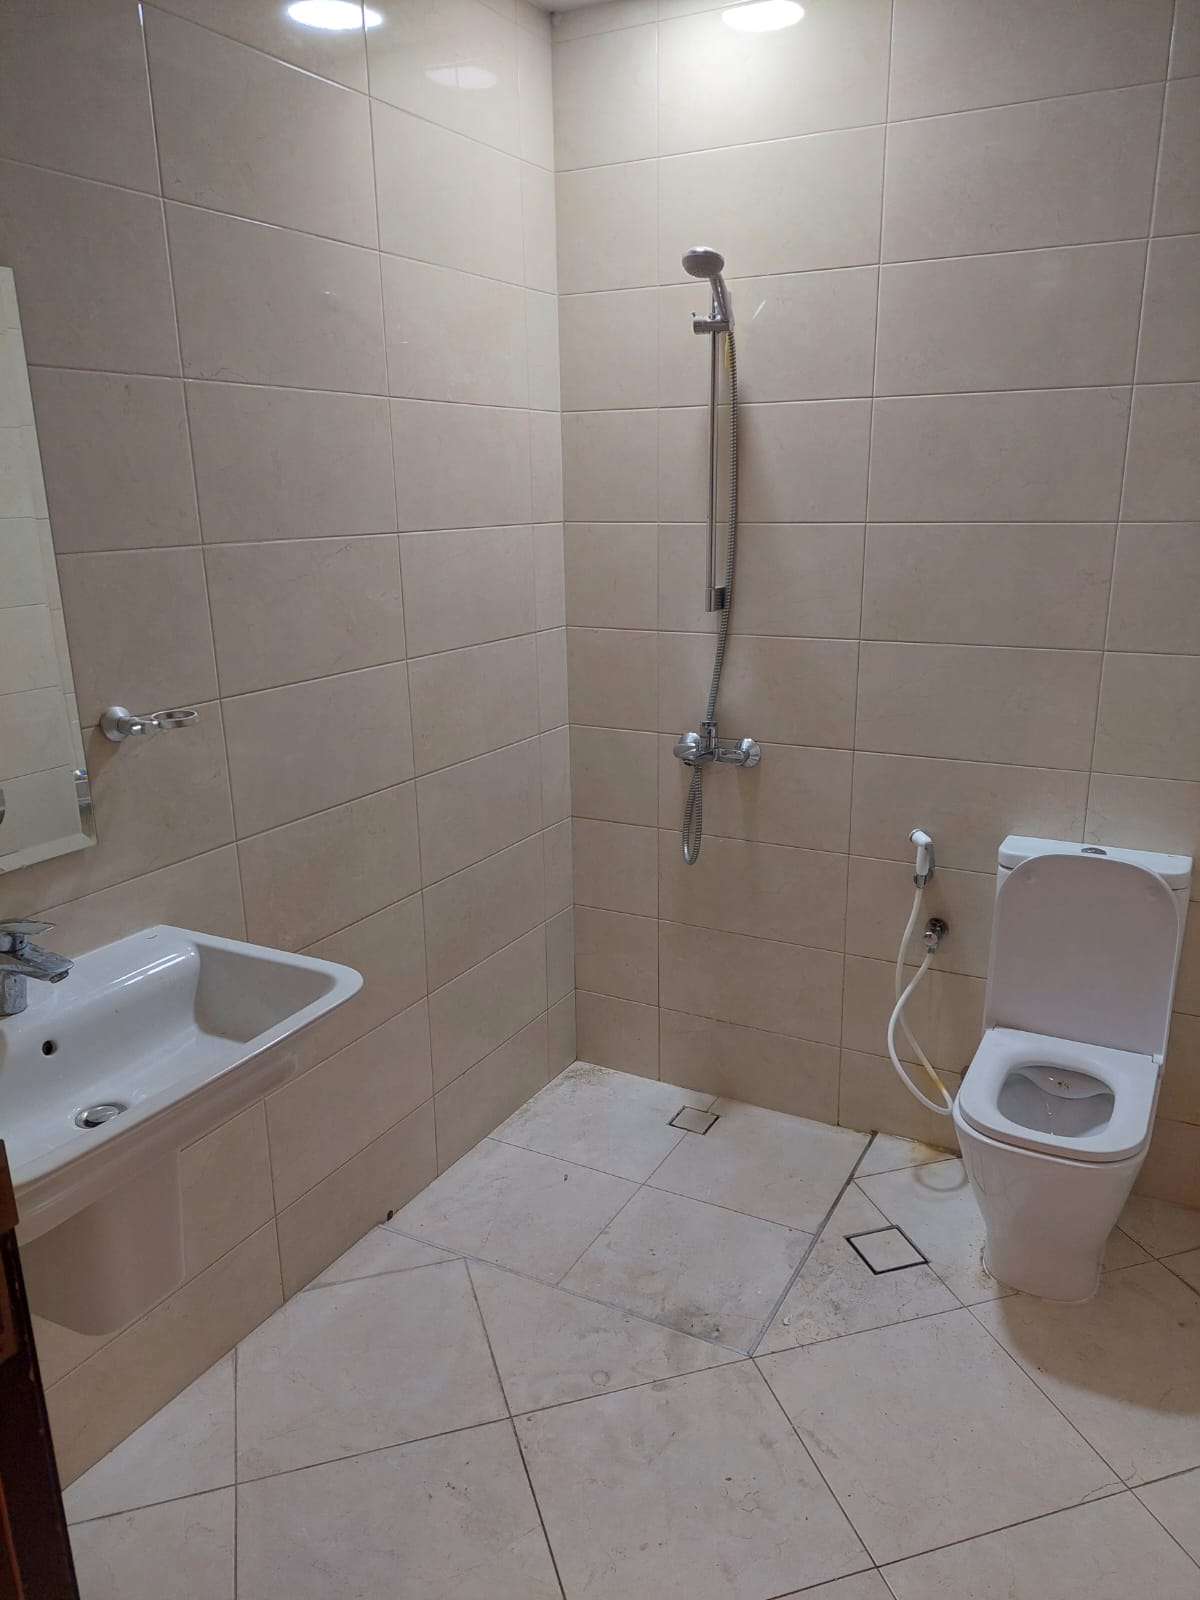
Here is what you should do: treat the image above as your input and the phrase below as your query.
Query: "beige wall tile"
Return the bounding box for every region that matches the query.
[1122,384,1200,520]
[659,919,844,1042]
[0,162,177,373]
[429,926,548,1089]
[534,523,566,629]
[567,627,658,729]
[734,402,872,523]
[518,24,555,165]
[883,86,1162,261]
[206,536,404,697]
[31,371,199,554]
[1135,1115,1200,1207]
[0,0,158,190]
[154,0,368,88]
[846,854,995,978]
[392,401,532,531]
[546,907,575,1005]
[838,1050,960,1149]
[146,8,376,246]
[660,830,847,950]
[239,784,421,951]
[401,525,535,656]
[1154,77,1200,235]
[672,524,864,637]
[276,1103,437,1297]
[382,256,528,407]
[553,25,657,169]
[521,163,558,292]
[560,291,659,411]
[167,205,385,392]
[47,1225,282,1486]
[372,100,523,281]
[1171,0,1200,75]
[553,0,655,41]
[531,416,564,524]
[575,989,660,1077]
[574,904,657,1004]
[562,409,658,521]
[876,243,1145,395]
[543,815,573,914]
[416,737,543,884]
[1160,1011,1200,1125]
[1086,773,1200,860]
[556,163,658,293]
[660,1010,840,1122]
[1107,524,1200,653]
[268,1002,433,1209]
[1094,653,1200,782]
[658,0,889,153]
[538,627,569,730]
[180,1105,276,1278]
[573,818,658,916]
[1136,236,1200,384]
[224,664,414,837]
[57,547,216,724]
[526,288,561,410]
[659,738,853,852]
[565,523,658,629]
[187,384,395,545]
[409,636,540,774]
[422,834,546,987]
[659,632,859,748]
[434,1014,549,1166]
[868,390,1131,522]
[547,993,578,1075]
[857,642,1101,770]
[889,0,1173,120]
[571,726,657,825]
[842,955,985,1075]
[862,524,1114,648]
[851,752,1089,874]
[657,127,885,281]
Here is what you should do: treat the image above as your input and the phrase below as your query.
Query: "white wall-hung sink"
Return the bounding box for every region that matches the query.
[0,925,360,1333]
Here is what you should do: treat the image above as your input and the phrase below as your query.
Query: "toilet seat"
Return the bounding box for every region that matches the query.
[957,1026,1158,1164]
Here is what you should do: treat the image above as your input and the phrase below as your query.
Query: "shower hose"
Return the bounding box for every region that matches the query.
[887,884,955,1116]
[681,327,739,865]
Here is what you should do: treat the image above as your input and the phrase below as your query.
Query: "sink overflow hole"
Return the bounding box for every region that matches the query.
[41,1039,57,1056]
[74,1102,127,1130]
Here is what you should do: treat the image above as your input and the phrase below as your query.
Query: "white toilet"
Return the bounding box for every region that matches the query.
[954,836,1192,1302]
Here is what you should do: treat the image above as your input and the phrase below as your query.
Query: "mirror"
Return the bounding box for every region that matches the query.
[0,267,93,873]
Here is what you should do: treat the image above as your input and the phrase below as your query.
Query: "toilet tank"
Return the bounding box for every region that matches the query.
[986,836,1192,1059]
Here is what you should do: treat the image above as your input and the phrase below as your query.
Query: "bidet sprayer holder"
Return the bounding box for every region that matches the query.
[910,828,935,887]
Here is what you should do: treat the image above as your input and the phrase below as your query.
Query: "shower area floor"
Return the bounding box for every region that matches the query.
[63,1064,1200,1599]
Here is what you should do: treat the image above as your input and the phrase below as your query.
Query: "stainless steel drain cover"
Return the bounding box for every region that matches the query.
[74,1102,127,1129]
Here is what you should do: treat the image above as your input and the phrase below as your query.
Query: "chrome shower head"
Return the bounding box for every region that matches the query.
[681,245,732,329]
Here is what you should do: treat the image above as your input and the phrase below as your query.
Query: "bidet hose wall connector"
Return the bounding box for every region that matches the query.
[682,328,739,866]
[886,884,956,1116]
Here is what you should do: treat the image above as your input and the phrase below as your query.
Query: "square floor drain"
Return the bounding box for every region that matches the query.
[670,1106,719,1134]
[845,1225,927,1274]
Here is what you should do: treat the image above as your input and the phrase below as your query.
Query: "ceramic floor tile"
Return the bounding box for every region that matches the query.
[310,1225,454,1287]
[69,1488,234,1600]
[391,1136,637,1279]
[649,1099,868,1231]
[854,1133,952,1177]
[1136,1466,1200,1564]
[469,1260,740,1413]
[1118,1195,1200,1258]
[515,1363,868,1600]
[855,1160,1008,1304]
[973,1262,1200,1486]
[562,1184,810,1350]
[779,1578,892,1600]
[492,1061,715,1181]
[881,1494,1200,1599]
[235,1259,506,1479]
[1165,1248,1200,1292]
[237,1421,561,1600]
[63,1355,233,1524]
[758,1309,1119,1565]
[756,1188,957,1354]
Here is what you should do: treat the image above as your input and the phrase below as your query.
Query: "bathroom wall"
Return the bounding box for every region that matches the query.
[556,0,1200,1201]
[0,0,568,1481]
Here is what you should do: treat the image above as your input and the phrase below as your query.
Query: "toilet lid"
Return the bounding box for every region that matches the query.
[985,854,1181,1057]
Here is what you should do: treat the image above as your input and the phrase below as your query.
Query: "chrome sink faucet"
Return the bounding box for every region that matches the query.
[0,920,73,1017]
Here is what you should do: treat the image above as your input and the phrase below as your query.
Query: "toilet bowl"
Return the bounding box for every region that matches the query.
[954,837,1191,1301]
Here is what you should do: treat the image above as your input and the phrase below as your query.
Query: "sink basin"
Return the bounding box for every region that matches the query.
[0,925,360,1331]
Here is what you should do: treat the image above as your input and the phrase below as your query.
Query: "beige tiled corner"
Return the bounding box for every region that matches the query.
[760,1309,1117,1564]
[556,161,658,293]
[392,401,532,531]
[1136,1466,1200,1563]
[394,1136,636,1278]
[882,1493,1199,1600]
[541,724,571,824]
[545,906,574,1003]
[31,371,198,554]
[238,784,420,951]
[857,1159,1004,1304]
[70,1488,234,1600]
[544,817,572,915]
[146,8,376,246]
[1108,524,1200,653]
[236,1260,505,1479]
[576,989,661,1077]
[236,1422,560,1600]
[533,521,566,629]
[211,535,404,697]
[429,926,547,1090]
[187,384,395,545]
[537,626,569,730]
[1094,653,1200,783]
[548,993,577,1073]
[180,1106,275,1279]
[516,1363,867,1599]
[166,205,385,392]
[400,525,535,657]
[518,24,555,164]
[1137,235,1200,384]
[660,920,844,1042]
[434,1011,548,1166]
[409,636,540,774]
[1122,384,1200,520]
[422,833,545,988]
[660,1009,841,1121]
[1154,76,1200,236]
[974,1262,1200,1485]
[553,24,657,170]
[312,1228,452,1289]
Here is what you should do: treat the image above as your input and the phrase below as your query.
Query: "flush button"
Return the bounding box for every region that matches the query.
[1081,846,1108,855]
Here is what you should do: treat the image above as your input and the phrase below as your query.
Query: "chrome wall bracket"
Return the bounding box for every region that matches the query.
[100,706,200,743]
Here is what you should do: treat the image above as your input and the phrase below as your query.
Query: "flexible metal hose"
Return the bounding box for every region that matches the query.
[682,327,739,865]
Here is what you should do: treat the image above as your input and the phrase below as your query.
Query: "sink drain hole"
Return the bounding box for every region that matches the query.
[74,1102,127,1130]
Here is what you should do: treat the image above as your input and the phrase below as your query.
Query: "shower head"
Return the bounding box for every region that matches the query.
[682,245,733,330]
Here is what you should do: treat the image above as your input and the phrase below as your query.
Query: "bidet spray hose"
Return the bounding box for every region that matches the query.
[886,883,956,1117]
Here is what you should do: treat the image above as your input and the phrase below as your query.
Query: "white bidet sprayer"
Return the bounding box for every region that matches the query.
[886,828,955,1116]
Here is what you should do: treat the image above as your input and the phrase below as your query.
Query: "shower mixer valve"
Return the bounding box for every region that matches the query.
[673,722,761,769]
